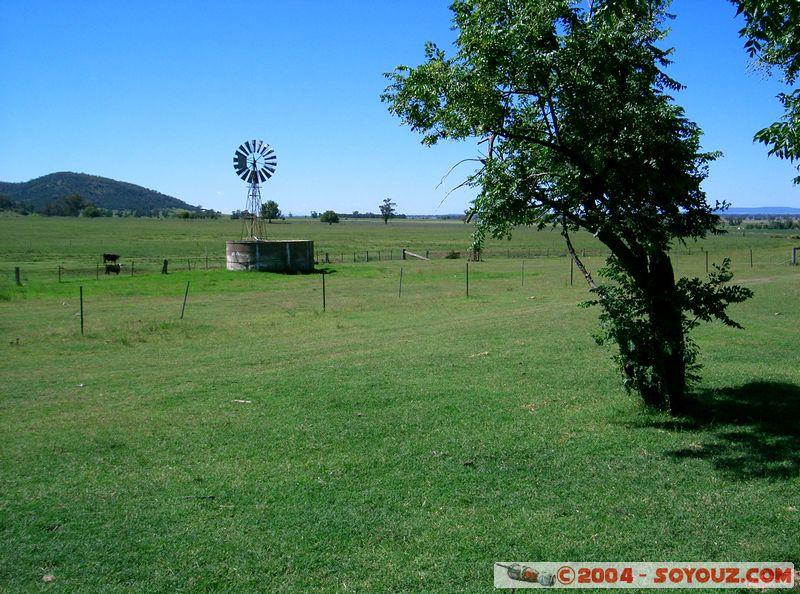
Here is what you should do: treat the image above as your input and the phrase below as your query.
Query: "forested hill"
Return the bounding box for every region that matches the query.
[0,172,201,213]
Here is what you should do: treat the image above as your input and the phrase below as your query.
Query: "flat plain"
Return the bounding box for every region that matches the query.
[1,215,798,592]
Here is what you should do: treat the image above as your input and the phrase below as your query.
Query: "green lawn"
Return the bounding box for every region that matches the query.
[0,216,798,592]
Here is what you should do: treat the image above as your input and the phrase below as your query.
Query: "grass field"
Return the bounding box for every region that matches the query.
[1,215,799,592]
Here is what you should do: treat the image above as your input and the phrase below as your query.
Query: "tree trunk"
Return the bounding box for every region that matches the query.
[592,230,690,411]
[646,252,687,413]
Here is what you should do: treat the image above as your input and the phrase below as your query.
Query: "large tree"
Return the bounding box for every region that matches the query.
[383,0,752,412]
[42,193,86,216]
[260,200,282,223]
[320,210,340,224]
[730,0,800,182]
[606,0,800,182]
[379,197,397,224]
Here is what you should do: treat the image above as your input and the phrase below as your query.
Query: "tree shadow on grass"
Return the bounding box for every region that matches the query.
[648,382,800,480]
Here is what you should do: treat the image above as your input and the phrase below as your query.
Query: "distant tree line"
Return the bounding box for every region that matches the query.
[230,202,286,223]
[343,211,407,220]
[722,214,800,229]
[0,193,34,215]
[306,211,407,221]
[0,192,221,218]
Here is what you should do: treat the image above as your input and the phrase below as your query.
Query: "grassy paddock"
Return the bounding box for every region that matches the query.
[1,214,798,282]
[0,216,798,592]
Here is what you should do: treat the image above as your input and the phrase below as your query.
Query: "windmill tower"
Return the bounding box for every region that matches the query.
[233,140,277,240]
[226,139,314,273]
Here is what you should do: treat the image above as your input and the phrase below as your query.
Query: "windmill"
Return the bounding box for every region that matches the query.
[233,140,277,240]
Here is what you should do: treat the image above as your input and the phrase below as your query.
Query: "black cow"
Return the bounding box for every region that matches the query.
[103,253,120,263]
[105,264,121,275]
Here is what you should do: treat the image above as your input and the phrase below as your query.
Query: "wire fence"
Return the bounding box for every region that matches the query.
[3,247,798,341]
[2,256,226,285]
[3,248,582,286]
[2,244,798,288]
[313,246,609,264]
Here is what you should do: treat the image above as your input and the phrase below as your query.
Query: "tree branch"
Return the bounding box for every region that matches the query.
[435,158,484,191]
[562,219,599,290]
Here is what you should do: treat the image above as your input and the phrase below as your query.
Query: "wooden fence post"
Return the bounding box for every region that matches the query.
[15,267,21,286]
[398,267,404,297]
[79,286,84,335]
[180,282,190,319]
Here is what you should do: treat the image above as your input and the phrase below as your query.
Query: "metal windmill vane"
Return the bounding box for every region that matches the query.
[233,139,277,240]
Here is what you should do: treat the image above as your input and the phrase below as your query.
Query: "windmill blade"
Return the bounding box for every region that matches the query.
[234,139,276,182]
[234,149,250,179]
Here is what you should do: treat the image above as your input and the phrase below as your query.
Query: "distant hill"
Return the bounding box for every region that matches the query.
[725,206,800,215]
[0,172,201,213]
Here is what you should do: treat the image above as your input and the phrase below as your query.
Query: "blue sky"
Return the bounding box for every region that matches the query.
[1,0,797,215]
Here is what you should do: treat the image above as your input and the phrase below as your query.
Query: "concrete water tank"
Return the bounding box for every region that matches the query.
[226,240,315,272]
